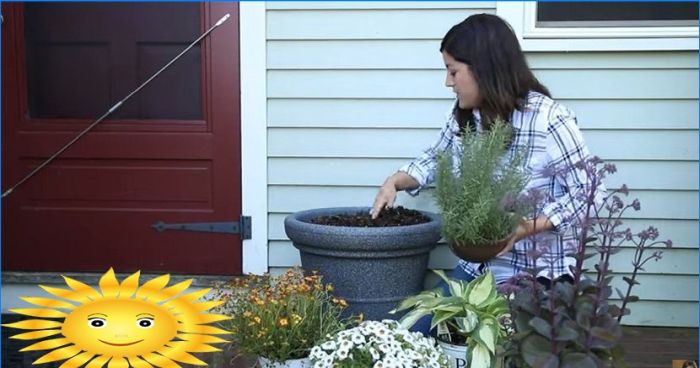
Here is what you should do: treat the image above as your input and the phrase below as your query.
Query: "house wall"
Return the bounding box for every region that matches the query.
[264,2,698,327]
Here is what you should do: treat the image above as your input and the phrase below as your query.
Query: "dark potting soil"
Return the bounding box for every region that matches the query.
[310,206,430,227]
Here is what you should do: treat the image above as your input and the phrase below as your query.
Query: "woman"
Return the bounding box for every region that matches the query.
[371,14,595,332]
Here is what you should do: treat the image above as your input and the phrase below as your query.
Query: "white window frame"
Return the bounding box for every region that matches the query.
[497,1,699,51]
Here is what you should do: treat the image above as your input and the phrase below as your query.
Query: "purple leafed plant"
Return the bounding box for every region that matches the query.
[502,156,673,368]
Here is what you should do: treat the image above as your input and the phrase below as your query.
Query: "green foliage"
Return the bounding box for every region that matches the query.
[212,268,353,362]
[435,120,529,245]
[392,271,511,368]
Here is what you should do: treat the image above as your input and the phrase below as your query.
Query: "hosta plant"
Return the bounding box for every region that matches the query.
[392,270,510,368]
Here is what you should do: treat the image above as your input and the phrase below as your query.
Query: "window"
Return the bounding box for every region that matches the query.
[536,2,698,28]
[496,1,699,51]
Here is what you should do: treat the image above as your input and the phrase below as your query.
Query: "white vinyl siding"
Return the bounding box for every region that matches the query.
[264,2,698,327]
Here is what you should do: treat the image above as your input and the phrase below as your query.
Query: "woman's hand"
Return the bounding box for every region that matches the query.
[497,220,529,257]
[496,216,554,257]
[371,172,420,219]
[371,181,397,219]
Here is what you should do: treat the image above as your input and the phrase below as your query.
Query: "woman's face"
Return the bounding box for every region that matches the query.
[442,51,480,109]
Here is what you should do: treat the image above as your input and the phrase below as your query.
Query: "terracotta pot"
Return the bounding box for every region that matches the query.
[258,357,310,368]
[447,234,511,263]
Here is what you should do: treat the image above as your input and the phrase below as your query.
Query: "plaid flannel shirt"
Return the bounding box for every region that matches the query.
[399,91,596,283]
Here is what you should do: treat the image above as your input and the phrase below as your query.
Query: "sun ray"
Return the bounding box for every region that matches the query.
[21,296,75,309]
[118,271,140,299]
[141,352,181,368]
[63,276,102,300]
[9,329,62,340]
[157,345,207,366]
[58,351,95,368]
[126,356,155,368]
[85,355,111,368]
[99,268,120,298]
[175,288,211,304]
[176,324,230,335]
[154,279,193,302]
[167,341,220,353]
[20,337,72,351]
[9,307,68,318]
[191,300,225,312]
[40,285,94,304]
[34,344,81,364]
[175,333,227,344]
[190,313,230,325]
[135,274,170,301]
[2,318,63,330]
[107,356,129,368]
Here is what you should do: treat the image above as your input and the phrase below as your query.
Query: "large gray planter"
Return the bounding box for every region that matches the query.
[284,207,441,321]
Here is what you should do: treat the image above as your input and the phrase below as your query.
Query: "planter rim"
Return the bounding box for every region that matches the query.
[285,206,441,236]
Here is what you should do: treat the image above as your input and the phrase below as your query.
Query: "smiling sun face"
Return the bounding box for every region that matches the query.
[3,268,230,367]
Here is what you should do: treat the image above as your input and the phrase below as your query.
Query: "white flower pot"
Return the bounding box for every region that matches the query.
[437,340,468,368]
[258,357,310,368]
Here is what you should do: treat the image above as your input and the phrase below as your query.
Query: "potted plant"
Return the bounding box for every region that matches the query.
[435,120,528,262]
[309,319,450,368]
[285,206,441,320]
[391,270,511,368]
[212,268,354,368]
[502,157,673,367]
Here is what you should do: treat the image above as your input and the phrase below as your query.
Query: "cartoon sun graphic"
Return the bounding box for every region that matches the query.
[3,268,230,367]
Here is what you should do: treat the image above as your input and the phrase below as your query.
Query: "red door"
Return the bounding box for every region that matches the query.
[1,3,242,275]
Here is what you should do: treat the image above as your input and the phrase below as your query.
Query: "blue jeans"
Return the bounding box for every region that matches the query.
[409,265,475,336]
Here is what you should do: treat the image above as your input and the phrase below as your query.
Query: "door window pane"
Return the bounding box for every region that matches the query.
[24,3,202,120]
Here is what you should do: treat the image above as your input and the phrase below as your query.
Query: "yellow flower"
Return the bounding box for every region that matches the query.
[243,311,252,318]
[325,284,334,292]
[253,316,262,324]
[278,318,289,328]
[291,314,303,325]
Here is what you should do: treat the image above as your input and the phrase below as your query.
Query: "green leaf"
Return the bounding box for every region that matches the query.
[622,276,639,286]
[590,326,617,342]
[521,335,558,368]
[397,308,430,330]
[470,343,492,368]
[391,290,441,313]
[430,310,459,331]
[624,295,640,303]
[528,317,552,339]
[555,325,579,342]
[468,272,495,306]
[473,323,497,354]
[454,310,479,334]
[433,270,465,297]
[561,352,597,368]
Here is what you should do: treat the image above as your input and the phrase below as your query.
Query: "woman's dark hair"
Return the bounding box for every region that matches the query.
[441,13,550,132]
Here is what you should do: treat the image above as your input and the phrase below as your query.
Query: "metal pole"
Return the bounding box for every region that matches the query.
[2,13,231,198]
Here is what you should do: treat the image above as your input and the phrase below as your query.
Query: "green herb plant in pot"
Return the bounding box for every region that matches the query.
[391,270,511,368]
[435,120,529,262]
